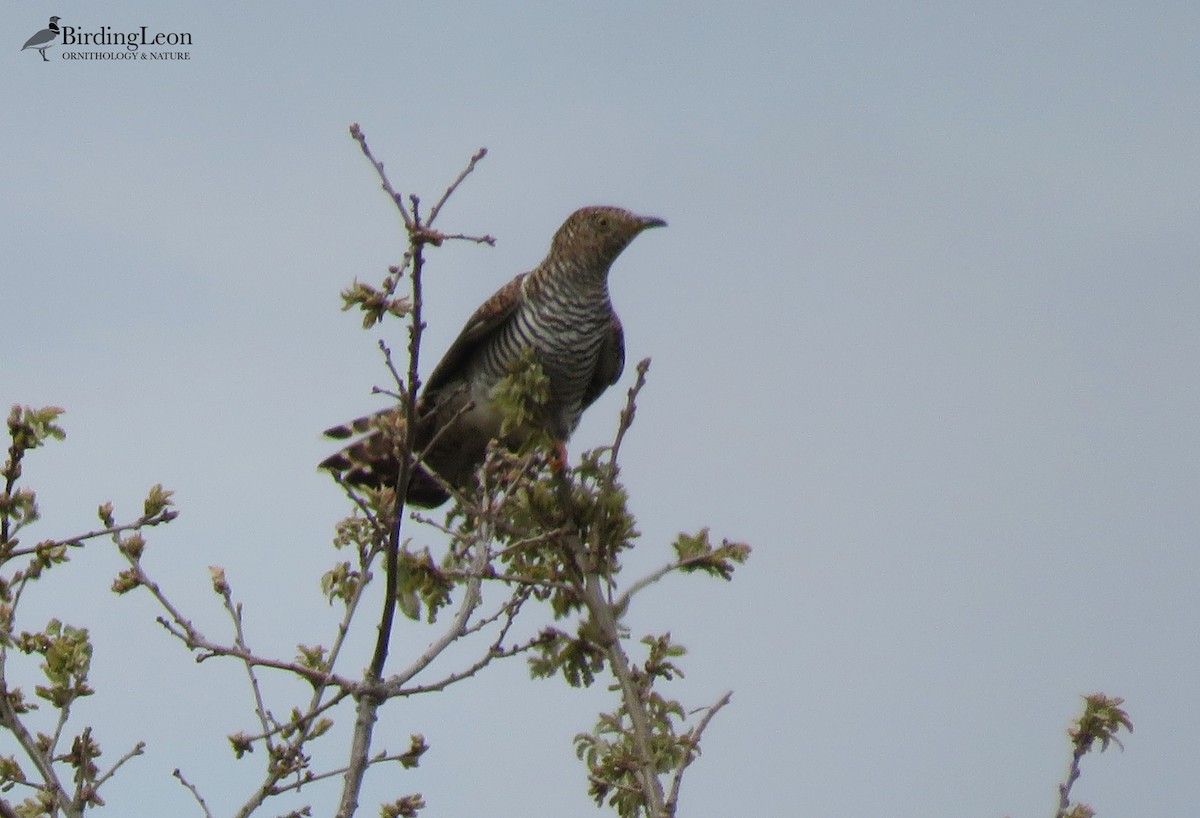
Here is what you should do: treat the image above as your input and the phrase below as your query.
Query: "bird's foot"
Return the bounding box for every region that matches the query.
[548,441,568,475]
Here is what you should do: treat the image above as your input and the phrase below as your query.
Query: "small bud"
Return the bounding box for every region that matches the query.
[119,533,145,561]
[208,566,229,595]
[111,568,141,594]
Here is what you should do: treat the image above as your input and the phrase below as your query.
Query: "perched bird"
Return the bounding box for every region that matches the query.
[321,205,666,507]
[22,16,62,61]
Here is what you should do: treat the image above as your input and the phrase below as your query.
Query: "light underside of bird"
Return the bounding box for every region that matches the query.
[321,205,665,508]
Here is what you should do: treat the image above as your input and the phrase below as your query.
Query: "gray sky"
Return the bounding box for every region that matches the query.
[4,1,1199,816]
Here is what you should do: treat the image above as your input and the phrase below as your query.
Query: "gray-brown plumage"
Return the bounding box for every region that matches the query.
[21,16,61,61]
[321,205,666,506]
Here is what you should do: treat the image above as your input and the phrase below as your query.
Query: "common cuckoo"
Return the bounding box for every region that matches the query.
[321,205,665,506]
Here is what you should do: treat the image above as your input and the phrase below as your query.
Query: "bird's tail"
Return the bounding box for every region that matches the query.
[319,409,450,508]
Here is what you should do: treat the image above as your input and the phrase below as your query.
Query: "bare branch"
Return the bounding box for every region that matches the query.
[48,697,71,763]
[219,587,277,747]
[349,123,413,228]
[391,590,535,696]
[377,340,409,404]
[269,749,417,797]
[427,147,487,226]
[173,768,214,818]
[438,231,497,246]
[665,692,732,814]
[237,689,350,747]
[130,565,359,691]
[91,741,145,795]
[610,357,651,473]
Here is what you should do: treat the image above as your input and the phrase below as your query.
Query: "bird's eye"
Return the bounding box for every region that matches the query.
[598,216,610,229]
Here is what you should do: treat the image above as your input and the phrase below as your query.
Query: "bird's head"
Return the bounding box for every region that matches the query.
[49,15,61,22]
[549,206,666,271]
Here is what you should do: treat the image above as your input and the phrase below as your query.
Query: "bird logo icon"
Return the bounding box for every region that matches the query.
[21,16,62,61]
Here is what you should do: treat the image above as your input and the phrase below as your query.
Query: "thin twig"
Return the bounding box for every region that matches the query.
[610,358,651,474]
[614,551,731,614]
[48,697,71,763]
[5,512,173,559]
[551,404,666,815]
[331,473,384,535]
[494,527,570,558]
[305,522,380,703]
[437,231,496,246]
[441,569,574,594]
[390,590,534,696]
[237,689,351,747]
[595,358,651,598]
[665,691,732,815]
[562,528,666,814]
[173,768,214,818]
[0,686,77,817]
[349,123,413,228]
[384,522,493,690]
[1056,745,1087,817]
[457,587,530,638]
[91,741,145,794]
[220,589,277,748]
[370,386,404,402]
[130,565,357,690]
[427,148,487,226]
[268,750,414,796]
[378,340,408,403]
[3,539,83,560]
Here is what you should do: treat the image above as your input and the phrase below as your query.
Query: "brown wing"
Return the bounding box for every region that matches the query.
[319,271,529,507]
[581,313,625,410]
[421,272,528,400]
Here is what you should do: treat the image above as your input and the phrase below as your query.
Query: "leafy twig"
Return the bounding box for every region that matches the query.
[1056,694,1132,818]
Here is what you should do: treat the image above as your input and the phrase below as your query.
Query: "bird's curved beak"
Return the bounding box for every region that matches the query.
[637,215,667,231]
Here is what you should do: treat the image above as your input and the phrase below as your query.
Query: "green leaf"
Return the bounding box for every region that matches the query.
[1070,693,1133,753]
